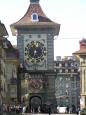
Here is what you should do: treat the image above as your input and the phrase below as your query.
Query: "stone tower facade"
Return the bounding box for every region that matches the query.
[10,0,60,112]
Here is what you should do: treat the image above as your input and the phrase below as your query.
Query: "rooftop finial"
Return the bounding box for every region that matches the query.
[30,0,39,4]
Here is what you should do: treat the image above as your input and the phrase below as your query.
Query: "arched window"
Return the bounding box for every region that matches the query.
[31,13,39,22]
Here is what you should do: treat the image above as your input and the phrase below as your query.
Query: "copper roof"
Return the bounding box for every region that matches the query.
[10,3,60,35]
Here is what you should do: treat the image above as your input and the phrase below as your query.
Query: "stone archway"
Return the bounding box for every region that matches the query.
[29,96,42,113]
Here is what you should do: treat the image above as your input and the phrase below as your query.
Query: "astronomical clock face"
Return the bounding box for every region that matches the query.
[28,79,43,92]
[24,40,47,65]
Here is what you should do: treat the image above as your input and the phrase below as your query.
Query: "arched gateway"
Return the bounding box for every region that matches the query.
[29,96,42,113]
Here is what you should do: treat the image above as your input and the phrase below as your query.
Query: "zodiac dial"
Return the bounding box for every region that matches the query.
[28,79,43,92]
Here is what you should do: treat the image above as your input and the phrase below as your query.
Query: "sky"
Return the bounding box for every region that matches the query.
[0,0,86,60]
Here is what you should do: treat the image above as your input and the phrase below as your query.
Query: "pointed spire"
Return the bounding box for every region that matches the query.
[30,0,39,4]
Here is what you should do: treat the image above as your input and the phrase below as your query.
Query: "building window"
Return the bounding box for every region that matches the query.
[25,39,28,42]
[62,63,65,67]
[31,13,39,22]
[65,69,68,73]
[29,35,32,38]
[74,62,78,67]
[71,69,74,72]
[65,63,68,67]
[63,69,65,73]
[56,69,59,73]
[66,77,69,81]
[66,99,69,103]
[74,69,78,73]
[59,77,62,81]
[38,34,41,38]
[68,63,71,67]
[66,84,69,88]
[33,14,37,20]
[59,69,62,73]
[56,63,59,66]
[59,63,62,67]
[68,69,71,73]
[71,63,74,67]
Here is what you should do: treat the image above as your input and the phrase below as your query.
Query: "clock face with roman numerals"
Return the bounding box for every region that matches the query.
[24,41,47,64]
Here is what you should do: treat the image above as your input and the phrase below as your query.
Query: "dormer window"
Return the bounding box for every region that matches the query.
[31,13,39,22]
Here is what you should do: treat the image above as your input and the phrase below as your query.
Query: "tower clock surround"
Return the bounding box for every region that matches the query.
[23,33,48,70]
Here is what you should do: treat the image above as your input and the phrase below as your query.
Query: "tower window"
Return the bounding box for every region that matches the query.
[31,13,39,22]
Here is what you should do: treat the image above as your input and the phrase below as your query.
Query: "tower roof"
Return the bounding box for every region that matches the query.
[30,0,39,4]
[0,21,8,37]
[73,39,86,55]
[10,1,60,36]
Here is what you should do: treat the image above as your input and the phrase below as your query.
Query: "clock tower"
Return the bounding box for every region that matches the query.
[10,0,60,112]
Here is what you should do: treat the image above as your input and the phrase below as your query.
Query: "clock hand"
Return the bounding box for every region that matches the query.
[34,50,37,54]
[34,50,37,57]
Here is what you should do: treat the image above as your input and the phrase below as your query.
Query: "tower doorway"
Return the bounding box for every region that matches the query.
[29,96,42,113]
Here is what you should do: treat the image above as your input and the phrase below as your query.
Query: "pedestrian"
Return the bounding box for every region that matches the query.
[48,107,51,115]
[76,107,80,115]
[57,105,60,113]
[66,106,69,113]
[38,106,40,113]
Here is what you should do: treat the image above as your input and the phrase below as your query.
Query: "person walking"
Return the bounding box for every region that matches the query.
[48,106,51,115]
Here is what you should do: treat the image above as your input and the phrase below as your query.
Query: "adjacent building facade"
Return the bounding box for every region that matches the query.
[5,43,18,104]
[74,39,86,109]
[54,56,80,108]
[0,21,19,106]
[0,22,8,107]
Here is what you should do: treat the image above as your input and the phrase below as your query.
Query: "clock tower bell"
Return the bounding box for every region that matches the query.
[10,0,60,112]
